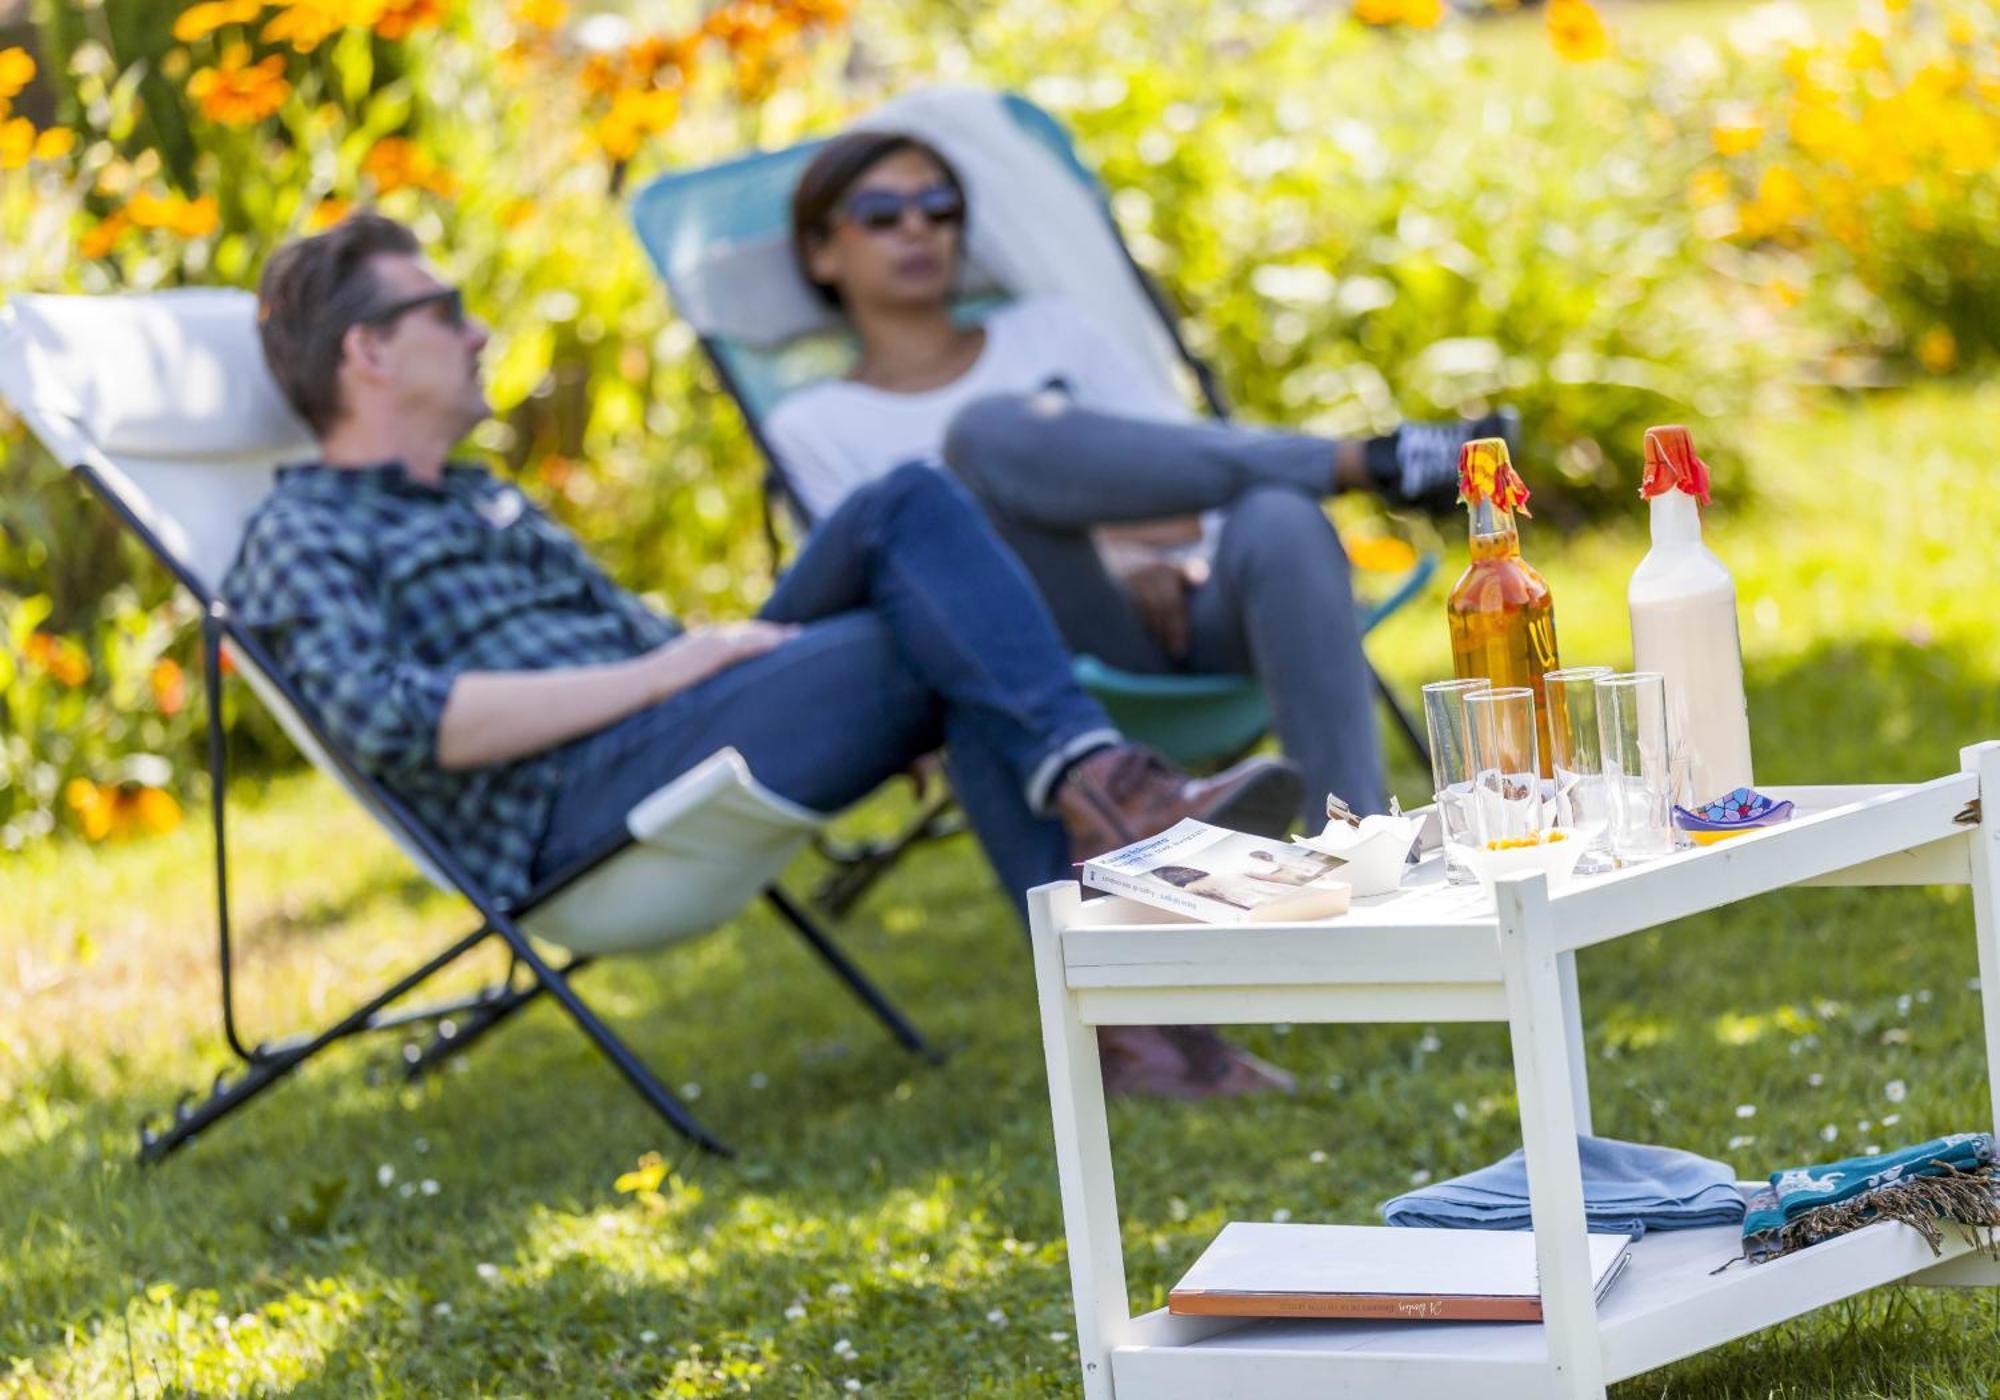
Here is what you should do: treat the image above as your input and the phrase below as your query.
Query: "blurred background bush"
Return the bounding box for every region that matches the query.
[0,0,1995,849]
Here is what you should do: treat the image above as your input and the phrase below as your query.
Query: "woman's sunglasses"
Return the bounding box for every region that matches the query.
[840,184,965,234]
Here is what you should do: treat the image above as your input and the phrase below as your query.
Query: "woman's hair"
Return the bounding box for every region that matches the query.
[790,130,966,308]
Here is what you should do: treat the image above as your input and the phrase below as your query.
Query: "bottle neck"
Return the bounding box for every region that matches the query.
[1467,499,1521,560]
[1648,489,1704,546]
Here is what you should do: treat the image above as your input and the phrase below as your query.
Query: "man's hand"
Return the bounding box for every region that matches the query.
[1109,553,1193,660]
[642,621,800,701]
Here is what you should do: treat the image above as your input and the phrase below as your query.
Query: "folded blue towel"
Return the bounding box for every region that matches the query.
[1381,1135,1746,1236]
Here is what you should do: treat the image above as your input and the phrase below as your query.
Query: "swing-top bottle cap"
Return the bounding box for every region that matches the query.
[1641,425,1713,506]
[1457,437,1532,517]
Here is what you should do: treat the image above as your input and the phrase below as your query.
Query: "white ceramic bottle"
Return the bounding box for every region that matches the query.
[1626,426,1754,806]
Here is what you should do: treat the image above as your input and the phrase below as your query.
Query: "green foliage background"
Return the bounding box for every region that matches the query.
[1,0,1996,847]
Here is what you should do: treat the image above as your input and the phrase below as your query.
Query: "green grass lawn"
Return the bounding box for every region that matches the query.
[4,382,1998,1397]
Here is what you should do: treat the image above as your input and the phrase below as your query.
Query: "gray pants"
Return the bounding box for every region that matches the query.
[942,393,1388,818]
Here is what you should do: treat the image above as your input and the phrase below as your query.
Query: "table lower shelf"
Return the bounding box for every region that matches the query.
[1112,1216,2000,1400]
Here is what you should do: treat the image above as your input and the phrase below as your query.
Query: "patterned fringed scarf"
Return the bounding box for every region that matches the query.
[1738,1132,2000,1266]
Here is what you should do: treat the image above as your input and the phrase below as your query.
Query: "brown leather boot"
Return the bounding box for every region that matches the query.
[1054,744,1302,862]
[1098,1025,1297,1099]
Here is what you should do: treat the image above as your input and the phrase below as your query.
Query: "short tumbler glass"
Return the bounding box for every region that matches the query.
[1596,671,1677,864]
[1464,686,1545,848]
[1423,677,1491,885]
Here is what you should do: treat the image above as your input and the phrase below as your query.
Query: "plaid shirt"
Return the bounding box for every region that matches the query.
[223,462,679,903]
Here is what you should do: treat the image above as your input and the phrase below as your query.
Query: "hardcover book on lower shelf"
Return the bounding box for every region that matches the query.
[1168,1222,1633,1322]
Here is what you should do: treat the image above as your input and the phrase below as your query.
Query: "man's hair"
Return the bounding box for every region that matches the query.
[257,212,420,435]
[789,130,966,309]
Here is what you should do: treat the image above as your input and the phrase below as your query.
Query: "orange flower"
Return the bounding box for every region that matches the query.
[594,85,678,160]
[1545,0,1609,62]
[65,779,183,841]
[0,46,34,100]
[372,0,446,41]
[305,195,353,230]
[189,42,291,125]
[25,632,90,687]
[1353,0,1407,24]
[173,0,265,44]
[263,0,382,53]
[128,190,222,238]
[362,135,457,197]
[79,212,129,259]
[151,658,187,716]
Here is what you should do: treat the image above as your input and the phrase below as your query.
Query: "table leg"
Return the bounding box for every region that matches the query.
[1496,873,1609,1400]
[1031,884,1132,1400]
[1962,742,2000,1140]
[1557,949,1593,1136]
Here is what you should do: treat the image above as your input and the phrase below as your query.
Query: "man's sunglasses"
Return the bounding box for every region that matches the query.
[355,286,466,331]
[840,184,965,233]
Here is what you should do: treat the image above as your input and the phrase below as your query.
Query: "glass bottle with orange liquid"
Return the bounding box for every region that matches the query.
[1446,438,1560,776]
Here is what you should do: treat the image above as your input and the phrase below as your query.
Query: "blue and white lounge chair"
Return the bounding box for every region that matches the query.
[628,86,1435,909]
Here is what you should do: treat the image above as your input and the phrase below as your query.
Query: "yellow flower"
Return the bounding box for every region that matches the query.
[32,126,75,162]
[189,42,291,125]
[173,0,265,44]
[66,780,184,841]
[1545,0,1609,62]
[1345,536,1420,573]
[1916,326,1958,374]
[1353,0,1405,24]
[1687,166,1731,208]
[0,115,33,170]
[1398,0,1444,28]
[133,787,184,836]
[594,84,678,160]
[372,0,446,41]
[1709,115,1764,157]
[263,0,382,53]
[0,46,34,100]
[514,0,567,28]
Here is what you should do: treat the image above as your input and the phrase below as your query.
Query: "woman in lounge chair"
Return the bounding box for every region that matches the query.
[768,131,1514,822]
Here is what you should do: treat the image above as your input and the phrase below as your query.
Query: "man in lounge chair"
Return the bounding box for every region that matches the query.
[768,132,1517,821]
[223,212,1302,1097]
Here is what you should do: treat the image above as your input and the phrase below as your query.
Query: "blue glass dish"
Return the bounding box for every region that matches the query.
[1674,787,1794,839]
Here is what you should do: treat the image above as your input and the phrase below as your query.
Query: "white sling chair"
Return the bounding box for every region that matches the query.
[0,288,935,1163]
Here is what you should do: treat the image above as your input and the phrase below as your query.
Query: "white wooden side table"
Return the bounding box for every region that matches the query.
[1030,742,2000,1399]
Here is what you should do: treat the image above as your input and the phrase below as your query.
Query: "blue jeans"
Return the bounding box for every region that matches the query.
[531,464,1116,918]
[944,394,1388,817]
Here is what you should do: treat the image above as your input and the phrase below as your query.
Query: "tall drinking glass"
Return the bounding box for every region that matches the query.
[1465,687,1544,847]
[1597,671,1676,864]
[1545,665,1614,873]
[1423,678,1491,884]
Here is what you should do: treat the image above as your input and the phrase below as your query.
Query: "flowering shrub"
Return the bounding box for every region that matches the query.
[1,0,1996,848]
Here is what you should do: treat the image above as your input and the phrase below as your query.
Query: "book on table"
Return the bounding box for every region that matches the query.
[1079,818,1353,924]
[1168,1222,1633,1322]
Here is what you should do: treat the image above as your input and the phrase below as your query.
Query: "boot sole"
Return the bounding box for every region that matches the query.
[1192,763,1303,840]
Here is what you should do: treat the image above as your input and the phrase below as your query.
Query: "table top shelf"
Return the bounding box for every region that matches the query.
[1059,775,1979,1003]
